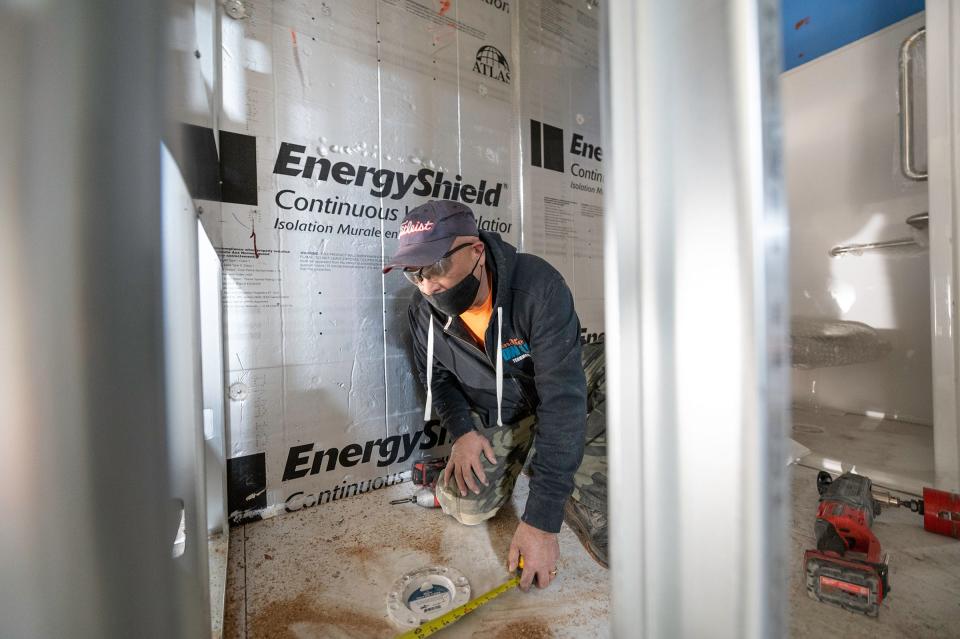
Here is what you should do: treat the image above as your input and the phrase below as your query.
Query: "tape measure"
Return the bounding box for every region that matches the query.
[394,559,523,639]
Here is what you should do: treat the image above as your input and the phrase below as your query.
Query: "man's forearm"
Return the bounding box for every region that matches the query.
[523,460,580,532]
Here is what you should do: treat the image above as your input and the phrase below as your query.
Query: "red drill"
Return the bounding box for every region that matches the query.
[804,471,960,617]
[804,472,889,617]
[389,457,447,508]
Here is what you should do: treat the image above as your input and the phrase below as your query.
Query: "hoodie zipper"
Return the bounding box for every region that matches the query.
[442,320,496,371]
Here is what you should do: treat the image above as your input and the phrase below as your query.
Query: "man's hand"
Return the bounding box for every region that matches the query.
[442,430,497,497]
[509,521,560,591]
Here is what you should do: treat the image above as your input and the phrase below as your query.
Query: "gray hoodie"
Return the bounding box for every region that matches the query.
[407,231,587,533]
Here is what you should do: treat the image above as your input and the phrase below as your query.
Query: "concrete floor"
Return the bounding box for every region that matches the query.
[223,474,609,639]
[223,411,960,638]
[789,464,960,638]
[790,408,960,637]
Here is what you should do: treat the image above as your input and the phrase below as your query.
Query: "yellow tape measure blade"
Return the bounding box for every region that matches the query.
[394,575,521,639]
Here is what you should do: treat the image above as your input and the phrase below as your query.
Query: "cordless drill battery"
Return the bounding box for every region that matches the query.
[412,458,447,487]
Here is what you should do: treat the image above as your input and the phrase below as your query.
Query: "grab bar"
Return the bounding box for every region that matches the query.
[830,238,917,257]
[830,211,929,257]
[899,28,927,181]
[906,212,929,230]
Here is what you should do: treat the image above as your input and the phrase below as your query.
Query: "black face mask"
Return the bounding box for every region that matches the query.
[424,251,484,316]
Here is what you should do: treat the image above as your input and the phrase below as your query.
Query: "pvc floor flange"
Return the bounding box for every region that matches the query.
[387,565,471,628]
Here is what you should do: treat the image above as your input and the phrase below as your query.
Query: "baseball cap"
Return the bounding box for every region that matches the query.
[382,200,478,273]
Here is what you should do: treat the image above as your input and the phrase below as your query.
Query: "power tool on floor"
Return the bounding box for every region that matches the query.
[389,457,447,508]
[390,488,440,508]
[412,457,447,487]
[803,472,889,617]
[805,471,960,617]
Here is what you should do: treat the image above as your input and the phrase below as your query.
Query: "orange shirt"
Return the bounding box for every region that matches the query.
[460,272,494,347]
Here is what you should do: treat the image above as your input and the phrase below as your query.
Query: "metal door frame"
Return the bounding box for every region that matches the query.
[602,1,790,636]
[927,0,960,492]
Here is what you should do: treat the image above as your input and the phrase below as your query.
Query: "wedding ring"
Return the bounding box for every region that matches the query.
[549,570,558,576]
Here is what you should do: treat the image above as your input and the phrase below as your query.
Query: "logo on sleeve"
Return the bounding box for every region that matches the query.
[501,338,530,363]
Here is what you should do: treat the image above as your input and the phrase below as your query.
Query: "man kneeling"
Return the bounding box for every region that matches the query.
[383,200,608,590]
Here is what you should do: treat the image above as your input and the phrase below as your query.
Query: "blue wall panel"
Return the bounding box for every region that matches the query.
[782,0,924,71]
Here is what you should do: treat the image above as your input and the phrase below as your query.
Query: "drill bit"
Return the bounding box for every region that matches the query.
[873,489,924,514]
[389,487,440,508]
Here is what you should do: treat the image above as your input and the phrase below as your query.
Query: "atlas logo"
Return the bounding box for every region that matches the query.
[474,45,511,84]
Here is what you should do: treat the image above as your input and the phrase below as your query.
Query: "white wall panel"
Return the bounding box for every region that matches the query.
[519,0,605,342]
[927,0,960,490]
[784,13,931,423]
[214,0,603,522]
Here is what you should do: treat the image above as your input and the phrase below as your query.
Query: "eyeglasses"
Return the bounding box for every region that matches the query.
[403,242,476,284]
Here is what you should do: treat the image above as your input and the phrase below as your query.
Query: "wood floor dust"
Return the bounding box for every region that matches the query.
[341,542,377,563]
[249,593,392,639]
[493,619,554,639]
[226,476,611,638]
[395,529,444,563]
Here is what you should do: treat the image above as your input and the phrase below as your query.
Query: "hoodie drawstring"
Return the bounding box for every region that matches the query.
[426,309,502,427]
[496,306,503,426]
[424,316,434,421]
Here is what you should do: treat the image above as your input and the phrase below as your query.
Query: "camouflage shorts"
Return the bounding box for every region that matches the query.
[436,343,608,524]
[435,412,538,525]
